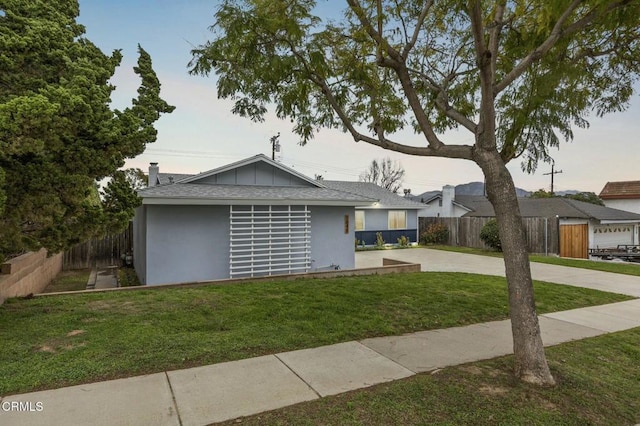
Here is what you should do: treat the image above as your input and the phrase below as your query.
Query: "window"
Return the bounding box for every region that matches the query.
[388,210,406,230]
[355,210,365,231]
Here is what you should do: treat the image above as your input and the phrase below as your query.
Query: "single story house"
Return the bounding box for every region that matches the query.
[459,196,640,258]
[322,181,426,246]
[599,180,640,215]
[133,154,375,285]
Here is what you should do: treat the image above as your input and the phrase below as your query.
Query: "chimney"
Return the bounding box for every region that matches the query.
[442,185,455,217]
[148,162,159,187]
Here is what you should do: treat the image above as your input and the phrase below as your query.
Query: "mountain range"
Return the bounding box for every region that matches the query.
[408,182,584,202]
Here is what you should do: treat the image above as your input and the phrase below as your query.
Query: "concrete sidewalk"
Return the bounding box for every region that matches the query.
[2,298,639,426]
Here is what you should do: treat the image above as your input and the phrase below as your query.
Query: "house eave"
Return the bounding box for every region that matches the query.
[141,197,373,207]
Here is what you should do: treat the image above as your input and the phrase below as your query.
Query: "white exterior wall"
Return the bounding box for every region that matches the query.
[310,206,356,270]
[134,204,359,285]
[603,199,640,215]
[132,206,148,284]
[145,205,231,285]
[418,199,468,218]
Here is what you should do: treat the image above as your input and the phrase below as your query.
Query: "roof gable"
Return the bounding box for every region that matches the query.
[322,181,426,209]
[180,154,323,188]
[599,180,640,199]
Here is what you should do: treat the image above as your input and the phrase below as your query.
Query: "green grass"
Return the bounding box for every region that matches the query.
[429,245,640,276]
[224,328,640,425]
[40,269,91,293]
[0,272,630,396]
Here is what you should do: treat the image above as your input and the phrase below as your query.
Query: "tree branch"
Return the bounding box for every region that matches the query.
[494,0,581,94]
[402,0,433,59]
[488,1,506,80]
[346,0,449,150]
[469,0,497,150]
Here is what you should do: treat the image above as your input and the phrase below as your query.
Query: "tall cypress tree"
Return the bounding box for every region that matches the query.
[0,0,174,259]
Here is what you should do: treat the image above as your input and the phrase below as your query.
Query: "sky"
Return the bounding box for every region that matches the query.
[77,1,640,196]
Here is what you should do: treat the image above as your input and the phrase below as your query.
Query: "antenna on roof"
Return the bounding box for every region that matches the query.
[270,132,281,161]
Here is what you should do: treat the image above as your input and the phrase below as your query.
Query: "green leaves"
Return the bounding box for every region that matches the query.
[0,0,174,258]
[192,0,639,164]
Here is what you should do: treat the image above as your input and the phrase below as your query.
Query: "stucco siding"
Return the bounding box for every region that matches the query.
[193,163,313,187]
[133,205,147,285]
[603,199,640,215]
[145,205,230,285]
[310,206,355,271]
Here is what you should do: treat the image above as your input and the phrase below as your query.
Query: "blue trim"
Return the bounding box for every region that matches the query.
[356,229,417,245]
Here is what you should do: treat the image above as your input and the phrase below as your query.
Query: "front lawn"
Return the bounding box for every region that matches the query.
[0,272,631,395]
[225,328,640,425]
[429,245,640,276]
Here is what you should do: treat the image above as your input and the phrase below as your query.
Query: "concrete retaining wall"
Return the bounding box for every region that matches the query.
[36,258,421,297]
[0,249,63,300]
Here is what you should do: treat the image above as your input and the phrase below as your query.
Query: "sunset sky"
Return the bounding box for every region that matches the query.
[77,1,640,195]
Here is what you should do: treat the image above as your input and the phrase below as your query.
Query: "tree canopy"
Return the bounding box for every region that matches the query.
[359,157,405,194]
[530,189,605,205]
[0,0,174,259]
[191,0,640,386]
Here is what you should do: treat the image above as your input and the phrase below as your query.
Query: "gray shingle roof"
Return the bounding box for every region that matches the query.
[138,183,376,205]
[157,173,194,185]
[322,181,426,209]
[460,196,640,221]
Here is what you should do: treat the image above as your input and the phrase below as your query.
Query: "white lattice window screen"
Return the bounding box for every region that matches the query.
[229,205,311,278]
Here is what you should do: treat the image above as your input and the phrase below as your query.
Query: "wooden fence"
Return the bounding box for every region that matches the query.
[419,216,559,255]
[63,223,133,270]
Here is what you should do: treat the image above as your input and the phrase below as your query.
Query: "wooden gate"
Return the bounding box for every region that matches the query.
[560,224,588,259]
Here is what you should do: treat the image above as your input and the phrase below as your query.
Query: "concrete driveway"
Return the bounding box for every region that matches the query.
[356,248,640,297]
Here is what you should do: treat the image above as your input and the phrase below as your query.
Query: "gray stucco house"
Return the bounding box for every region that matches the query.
[133,155,374,285]
[322,181,425,246]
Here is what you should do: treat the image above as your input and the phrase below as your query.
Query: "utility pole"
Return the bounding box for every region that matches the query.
[270,132,281,161]
[542,160,563,195]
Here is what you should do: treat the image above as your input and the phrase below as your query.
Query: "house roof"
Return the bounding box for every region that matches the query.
[421,192,473,211]
[461,196,640,222]
[139,155,376,206]
[139,183,376,206]
[180,154,324,188]
[322,181,426,209]
[599,180,640,200]
[157,173,194,185]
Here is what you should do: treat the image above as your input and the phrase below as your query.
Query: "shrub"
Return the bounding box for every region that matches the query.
[420,222,450,245]
[397,235,409,247]
[375,232,385,249]
[480,219,502,251]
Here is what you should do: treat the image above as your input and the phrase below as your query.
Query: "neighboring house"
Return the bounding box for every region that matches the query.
[322,181,426,245]
[134,154,375,285]
[418,185,473,217]
[461,196,640,258]
[599,180,640,215]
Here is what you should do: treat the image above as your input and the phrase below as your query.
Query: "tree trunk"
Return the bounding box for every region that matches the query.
[475,149,556,386]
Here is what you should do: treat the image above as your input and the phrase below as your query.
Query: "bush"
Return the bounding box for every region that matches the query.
[420,222,450,245]
[480,219,502,251]
[397,235,409,247]
[375,232,385,249]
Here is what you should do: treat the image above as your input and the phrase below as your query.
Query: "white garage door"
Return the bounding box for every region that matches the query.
[592,224,634,249]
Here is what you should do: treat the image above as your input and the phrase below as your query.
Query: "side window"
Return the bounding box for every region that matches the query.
[388,210,406,230]
[355,210,365,231]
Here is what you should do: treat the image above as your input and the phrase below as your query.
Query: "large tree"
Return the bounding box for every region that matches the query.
[359,157,405,193]
[0,0,174,259]
[190,0,640,385]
